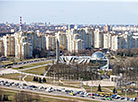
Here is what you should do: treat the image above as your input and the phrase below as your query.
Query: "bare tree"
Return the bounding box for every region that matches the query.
[15,91,33,102]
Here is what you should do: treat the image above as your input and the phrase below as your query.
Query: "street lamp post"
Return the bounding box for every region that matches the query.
[91,80,93,97]
[80,78,83,88]
[19,73,21,85]
[53,72,56,84]
[135,90,138,98]
[125,88,128,102]
[18,73,22,92]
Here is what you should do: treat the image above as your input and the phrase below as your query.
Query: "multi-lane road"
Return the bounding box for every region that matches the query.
[0,77,135,102]
[0,78,109,102]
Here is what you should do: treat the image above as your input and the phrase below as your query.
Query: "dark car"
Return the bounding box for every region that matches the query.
[120,97,125,100]
[29,85,37,88]
[101,98,106,100]
[80,94,85,97]
[90,96,95,99]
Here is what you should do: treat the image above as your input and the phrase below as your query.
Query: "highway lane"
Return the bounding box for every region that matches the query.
[0,58,55,69]
[12,59,54,68]
[1,87,78,102]
[0,85,105,102]
[0,78,130,102]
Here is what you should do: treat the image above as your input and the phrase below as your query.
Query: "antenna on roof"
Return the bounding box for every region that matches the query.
[19,16,22,31]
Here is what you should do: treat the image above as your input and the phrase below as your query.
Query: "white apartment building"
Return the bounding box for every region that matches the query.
[94,29,103,48]
[67,32,85,52]
[0,38,4,56]
[45,35,56,50]
[85,28,92,49]
[2,25,138,59]
[66,27,93,52]
[78,29,86,46]
[37,35,46,50]
[91,28,95,48]
[110,33,134,51]
[22,42,32,59]
[56,31,67,50]
[14,31,33,59]
[74,39,84,52]
[103,33,112,49]
[111,34,120,51]
[66,29,73,52]
[119,33,135,49]
[27,31,38,50]
[132,33,138,48]
[3,34,15,57]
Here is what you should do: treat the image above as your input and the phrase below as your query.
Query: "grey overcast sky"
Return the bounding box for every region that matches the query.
[0,0,138,24]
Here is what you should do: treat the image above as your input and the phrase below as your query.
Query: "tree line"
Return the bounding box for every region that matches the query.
[116,48,138,57]
[0,88,8,102]
[33,77,46,83]
[112,57,138,82]
[47,63,101,81]
[32,48,48,58]
[14,91,40,102]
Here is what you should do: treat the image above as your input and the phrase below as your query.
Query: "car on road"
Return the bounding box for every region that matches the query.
[106,97,112,100]
[90,96,95,99]
[88,93,95,96]
[69,92,74,96]
[111,94,116,98]
[125,97,130,101]
[5,65,11,68]
[38,86,45,90]
[29,85,37,90]
[80,94,85,97]
[130,97,137,102]
[114,95,121,99]
[101,98,106,100]
[120,97,125,100]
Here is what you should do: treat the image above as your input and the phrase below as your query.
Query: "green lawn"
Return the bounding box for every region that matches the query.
[0,61,13,65]
[118,91,137,98]
[57,83,80,89]
[117,88,138,98]
[83,85,98,93]
[0,73,25,80]
[22,66,48,75]
[24,75,82,89]
[63,80,80,84]
[24,75,34,82]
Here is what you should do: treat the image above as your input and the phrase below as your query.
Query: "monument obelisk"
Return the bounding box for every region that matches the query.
[56,39,60,63]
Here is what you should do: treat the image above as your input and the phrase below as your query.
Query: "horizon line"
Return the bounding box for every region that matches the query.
[1,0,138,2]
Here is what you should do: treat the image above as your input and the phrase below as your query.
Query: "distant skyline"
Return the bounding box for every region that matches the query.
[1,0,138,24]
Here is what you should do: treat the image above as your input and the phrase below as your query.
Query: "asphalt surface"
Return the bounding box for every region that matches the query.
[0,85,105,102]
[12,59,53,69]
[0,78,132,102]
